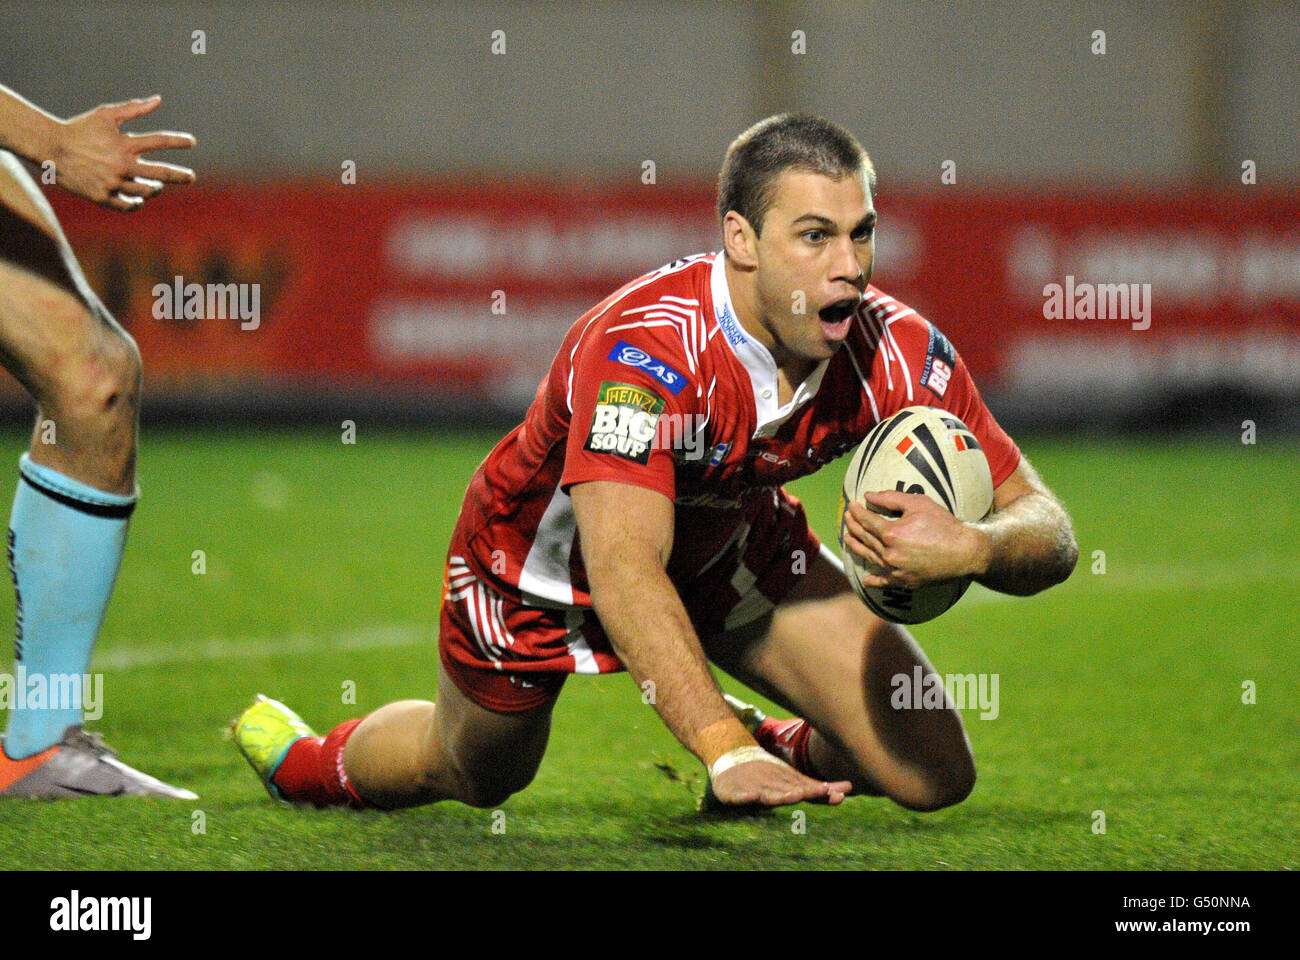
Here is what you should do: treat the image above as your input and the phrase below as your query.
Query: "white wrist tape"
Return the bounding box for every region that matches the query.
[708,745,786,780]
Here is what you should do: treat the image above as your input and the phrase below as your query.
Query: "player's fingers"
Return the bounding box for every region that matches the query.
[757,772,830,806]
[796,779,854,805]
[790,770,852,801]
[763,778,837,807]
[849,500,894,533]
[107,95,162,123]
[127,131,198,153]
[844,506,882,539]
[759,785,804,806]
[856,572,892,589]
[844,509,888,552]
[860,489,913,515]
[842,532,886,569]
[133,159,196,184]
[713,783,762,806]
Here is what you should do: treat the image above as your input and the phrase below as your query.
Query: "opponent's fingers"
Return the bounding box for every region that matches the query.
[106,95,162,123]
[115,176,164,199]
[132,159,196,184]
[127,131,197,154]
[105,192,144,213]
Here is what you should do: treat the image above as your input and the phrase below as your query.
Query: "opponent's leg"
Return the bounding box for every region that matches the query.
[706,547,976,812]
[0,154,171,793]
[0,152,140,493]
[235,661,557,811]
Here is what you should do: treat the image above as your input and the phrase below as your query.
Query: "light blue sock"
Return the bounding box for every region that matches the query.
[4,453,136,759]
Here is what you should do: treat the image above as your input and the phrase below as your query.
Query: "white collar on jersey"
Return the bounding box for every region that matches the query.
[710,252,829,438]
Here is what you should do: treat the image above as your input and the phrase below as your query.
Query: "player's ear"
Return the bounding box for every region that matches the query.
[722,211,759,269]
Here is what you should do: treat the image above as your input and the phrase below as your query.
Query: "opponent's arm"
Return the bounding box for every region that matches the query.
[570,479,850,806]
[0,84,195,210]
[845,455,1078,596]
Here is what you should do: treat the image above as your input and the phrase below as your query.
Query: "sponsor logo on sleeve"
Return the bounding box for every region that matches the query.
[584,381,665,464]
[607,340,687,395]
[919,323,956,398]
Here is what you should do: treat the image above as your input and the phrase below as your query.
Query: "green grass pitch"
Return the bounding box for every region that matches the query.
[0,424,1294,870]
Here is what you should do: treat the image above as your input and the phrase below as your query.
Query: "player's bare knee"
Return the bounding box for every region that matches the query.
[893,752,977,813]
[447,749,541,808]
[459,783,515,809]
[454,767,534,809]
[420,740,534,808]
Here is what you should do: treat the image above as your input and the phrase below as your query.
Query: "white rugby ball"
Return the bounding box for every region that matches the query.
[838,406,994,624]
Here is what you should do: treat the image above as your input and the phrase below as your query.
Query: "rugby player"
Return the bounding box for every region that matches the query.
[235,115,1077,812]
[0,84,197,798]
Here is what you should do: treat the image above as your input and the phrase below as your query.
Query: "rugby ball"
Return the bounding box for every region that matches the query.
[838,406,994,624]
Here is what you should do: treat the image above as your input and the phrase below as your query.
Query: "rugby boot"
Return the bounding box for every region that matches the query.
[0,726,197,799]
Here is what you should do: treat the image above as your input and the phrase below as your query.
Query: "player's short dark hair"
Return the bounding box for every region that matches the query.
[717,114,875,236]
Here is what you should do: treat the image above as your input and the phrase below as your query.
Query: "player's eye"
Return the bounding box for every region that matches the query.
[852,224,876,241]
[802,230,827,243]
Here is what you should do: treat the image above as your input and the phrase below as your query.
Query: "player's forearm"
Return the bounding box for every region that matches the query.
[969,491,1078,595]
[0,85,62,162]
[588,563,754,766]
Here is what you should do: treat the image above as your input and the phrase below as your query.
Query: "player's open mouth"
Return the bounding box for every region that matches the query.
[818,298,859,341]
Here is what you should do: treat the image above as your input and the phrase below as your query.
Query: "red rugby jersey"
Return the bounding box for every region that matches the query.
[454,251,1020,608]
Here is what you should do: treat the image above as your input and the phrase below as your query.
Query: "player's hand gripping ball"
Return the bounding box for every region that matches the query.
[839,406,994,624]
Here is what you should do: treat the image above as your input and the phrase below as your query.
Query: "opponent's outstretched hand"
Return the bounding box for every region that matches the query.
[710,754,852,807]
[51,95,195,211]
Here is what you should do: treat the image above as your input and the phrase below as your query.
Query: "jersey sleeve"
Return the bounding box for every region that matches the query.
[560,318,702,502]
[913,320,1022,487]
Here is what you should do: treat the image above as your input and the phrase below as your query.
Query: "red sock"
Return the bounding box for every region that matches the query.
[271,718,369,808]
[755,717,822,779]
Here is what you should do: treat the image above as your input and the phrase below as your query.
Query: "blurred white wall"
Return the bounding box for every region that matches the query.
[1,0,1295,183]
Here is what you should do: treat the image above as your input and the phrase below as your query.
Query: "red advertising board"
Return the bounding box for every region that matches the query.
[36,180,1299,412]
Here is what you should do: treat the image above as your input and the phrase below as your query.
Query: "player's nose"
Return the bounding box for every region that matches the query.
[829,237,865,293]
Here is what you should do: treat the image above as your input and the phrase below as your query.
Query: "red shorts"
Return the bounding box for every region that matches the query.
[438,488,822,713]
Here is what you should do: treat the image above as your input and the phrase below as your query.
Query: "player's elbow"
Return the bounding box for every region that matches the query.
[1058,528,1080,582]
[1011,517,1078,596]
[1045,519,1079,588]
